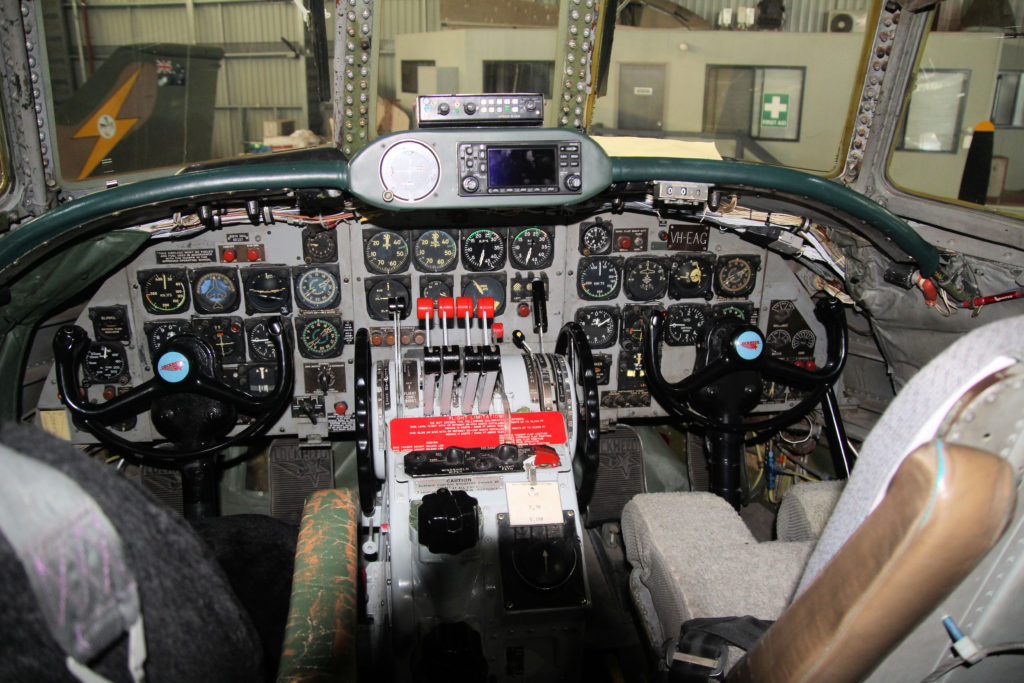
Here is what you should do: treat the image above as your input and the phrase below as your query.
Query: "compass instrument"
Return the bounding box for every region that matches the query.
[294,266,341,310]
[713,254,761,298]
[295,316,343,359]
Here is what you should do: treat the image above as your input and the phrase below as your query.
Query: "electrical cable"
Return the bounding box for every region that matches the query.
[782,453,827,480]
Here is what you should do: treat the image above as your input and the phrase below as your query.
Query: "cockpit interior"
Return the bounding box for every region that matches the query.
[1,0,1023,681]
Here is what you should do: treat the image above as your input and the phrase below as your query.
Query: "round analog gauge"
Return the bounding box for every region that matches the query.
[510,228,554,269]
[197,318,245,364]
[193,271,239,314]
[581,222,612,255]
[792,329,816,352]
[462,229,506,271]
[620,307,653,349]
[769,300,796,322]
[461,275,506,315]
[670,257,712,299]
[298,318,342,359]
[302,228,337,263]
[366,279,411,321]
[766,328,793,351]
[247,319,280,361]
[715,256,758,297]
[575,307,618,349]
[577,258,621,300]
[244,269,291,314]
[420,277,452,300]
[665,304,708,347]
[144,320,190,358]
[295,267,340,310]
[365,231,410,274]
[83,341,128,383]
[624,258,669,301]
[140,270,190,314]
[413,229,458,272]
[379,140,441,202]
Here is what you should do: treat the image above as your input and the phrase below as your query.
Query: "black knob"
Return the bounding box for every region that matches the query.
[438,102,450,116]
[565,174,582,191]
[464,101,477,115]
[418,488,479,555]
[462,176,479,193]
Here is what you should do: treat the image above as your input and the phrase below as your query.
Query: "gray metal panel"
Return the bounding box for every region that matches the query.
[347,129,611,210]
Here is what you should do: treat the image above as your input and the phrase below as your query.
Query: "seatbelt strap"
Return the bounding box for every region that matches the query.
[0,443,147,683]
[669,615,773,682]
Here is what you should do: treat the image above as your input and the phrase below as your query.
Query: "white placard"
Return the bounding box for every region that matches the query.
[505,481,563,526]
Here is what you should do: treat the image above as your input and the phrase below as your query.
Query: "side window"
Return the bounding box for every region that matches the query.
[898,69,970,153]
[889,27,1024,216]
[992,71,1024,127]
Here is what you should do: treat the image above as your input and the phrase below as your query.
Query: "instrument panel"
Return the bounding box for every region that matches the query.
[38,131,826,445]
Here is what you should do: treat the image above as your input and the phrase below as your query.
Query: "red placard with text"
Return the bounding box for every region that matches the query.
[388,411,567,452]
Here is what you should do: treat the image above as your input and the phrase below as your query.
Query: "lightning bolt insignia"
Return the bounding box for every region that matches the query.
[72,67,143,180]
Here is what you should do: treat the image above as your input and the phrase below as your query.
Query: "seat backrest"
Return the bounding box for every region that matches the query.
[725,440,1016,683]
[0,422,265,682]
[798,314,1024,591]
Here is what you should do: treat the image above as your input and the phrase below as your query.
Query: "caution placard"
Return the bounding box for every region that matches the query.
[389,411,567,452]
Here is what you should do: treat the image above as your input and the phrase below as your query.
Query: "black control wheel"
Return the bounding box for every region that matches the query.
[353,327,381,515]
[555,322,601,519]
[643,296,847,435]
[53,318,293,465]
[642,296,847,508]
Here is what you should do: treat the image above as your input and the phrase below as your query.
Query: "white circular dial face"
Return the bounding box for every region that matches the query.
[379,140,440,202]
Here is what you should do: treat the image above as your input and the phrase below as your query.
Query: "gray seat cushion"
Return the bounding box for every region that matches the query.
[621,492,813,654]
[776,479,844,542]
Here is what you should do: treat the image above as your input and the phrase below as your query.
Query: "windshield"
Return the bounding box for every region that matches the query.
[889,22,1024,216]
[32,0,1021,217]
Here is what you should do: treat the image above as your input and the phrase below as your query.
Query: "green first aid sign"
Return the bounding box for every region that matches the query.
[761,93,789,127]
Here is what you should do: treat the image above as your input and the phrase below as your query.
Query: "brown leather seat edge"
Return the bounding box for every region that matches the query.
[727,441,1017,683]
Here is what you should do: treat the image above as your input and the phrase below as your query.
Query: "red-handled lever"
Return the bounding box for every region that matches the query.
[417,297,435,347]
[456,296,474,345]
[477,297,495,345]
[437,297,455,346]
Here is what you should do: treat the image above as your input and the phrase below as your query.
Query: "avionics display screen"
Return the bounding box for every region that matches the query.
[487,146,558,187]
